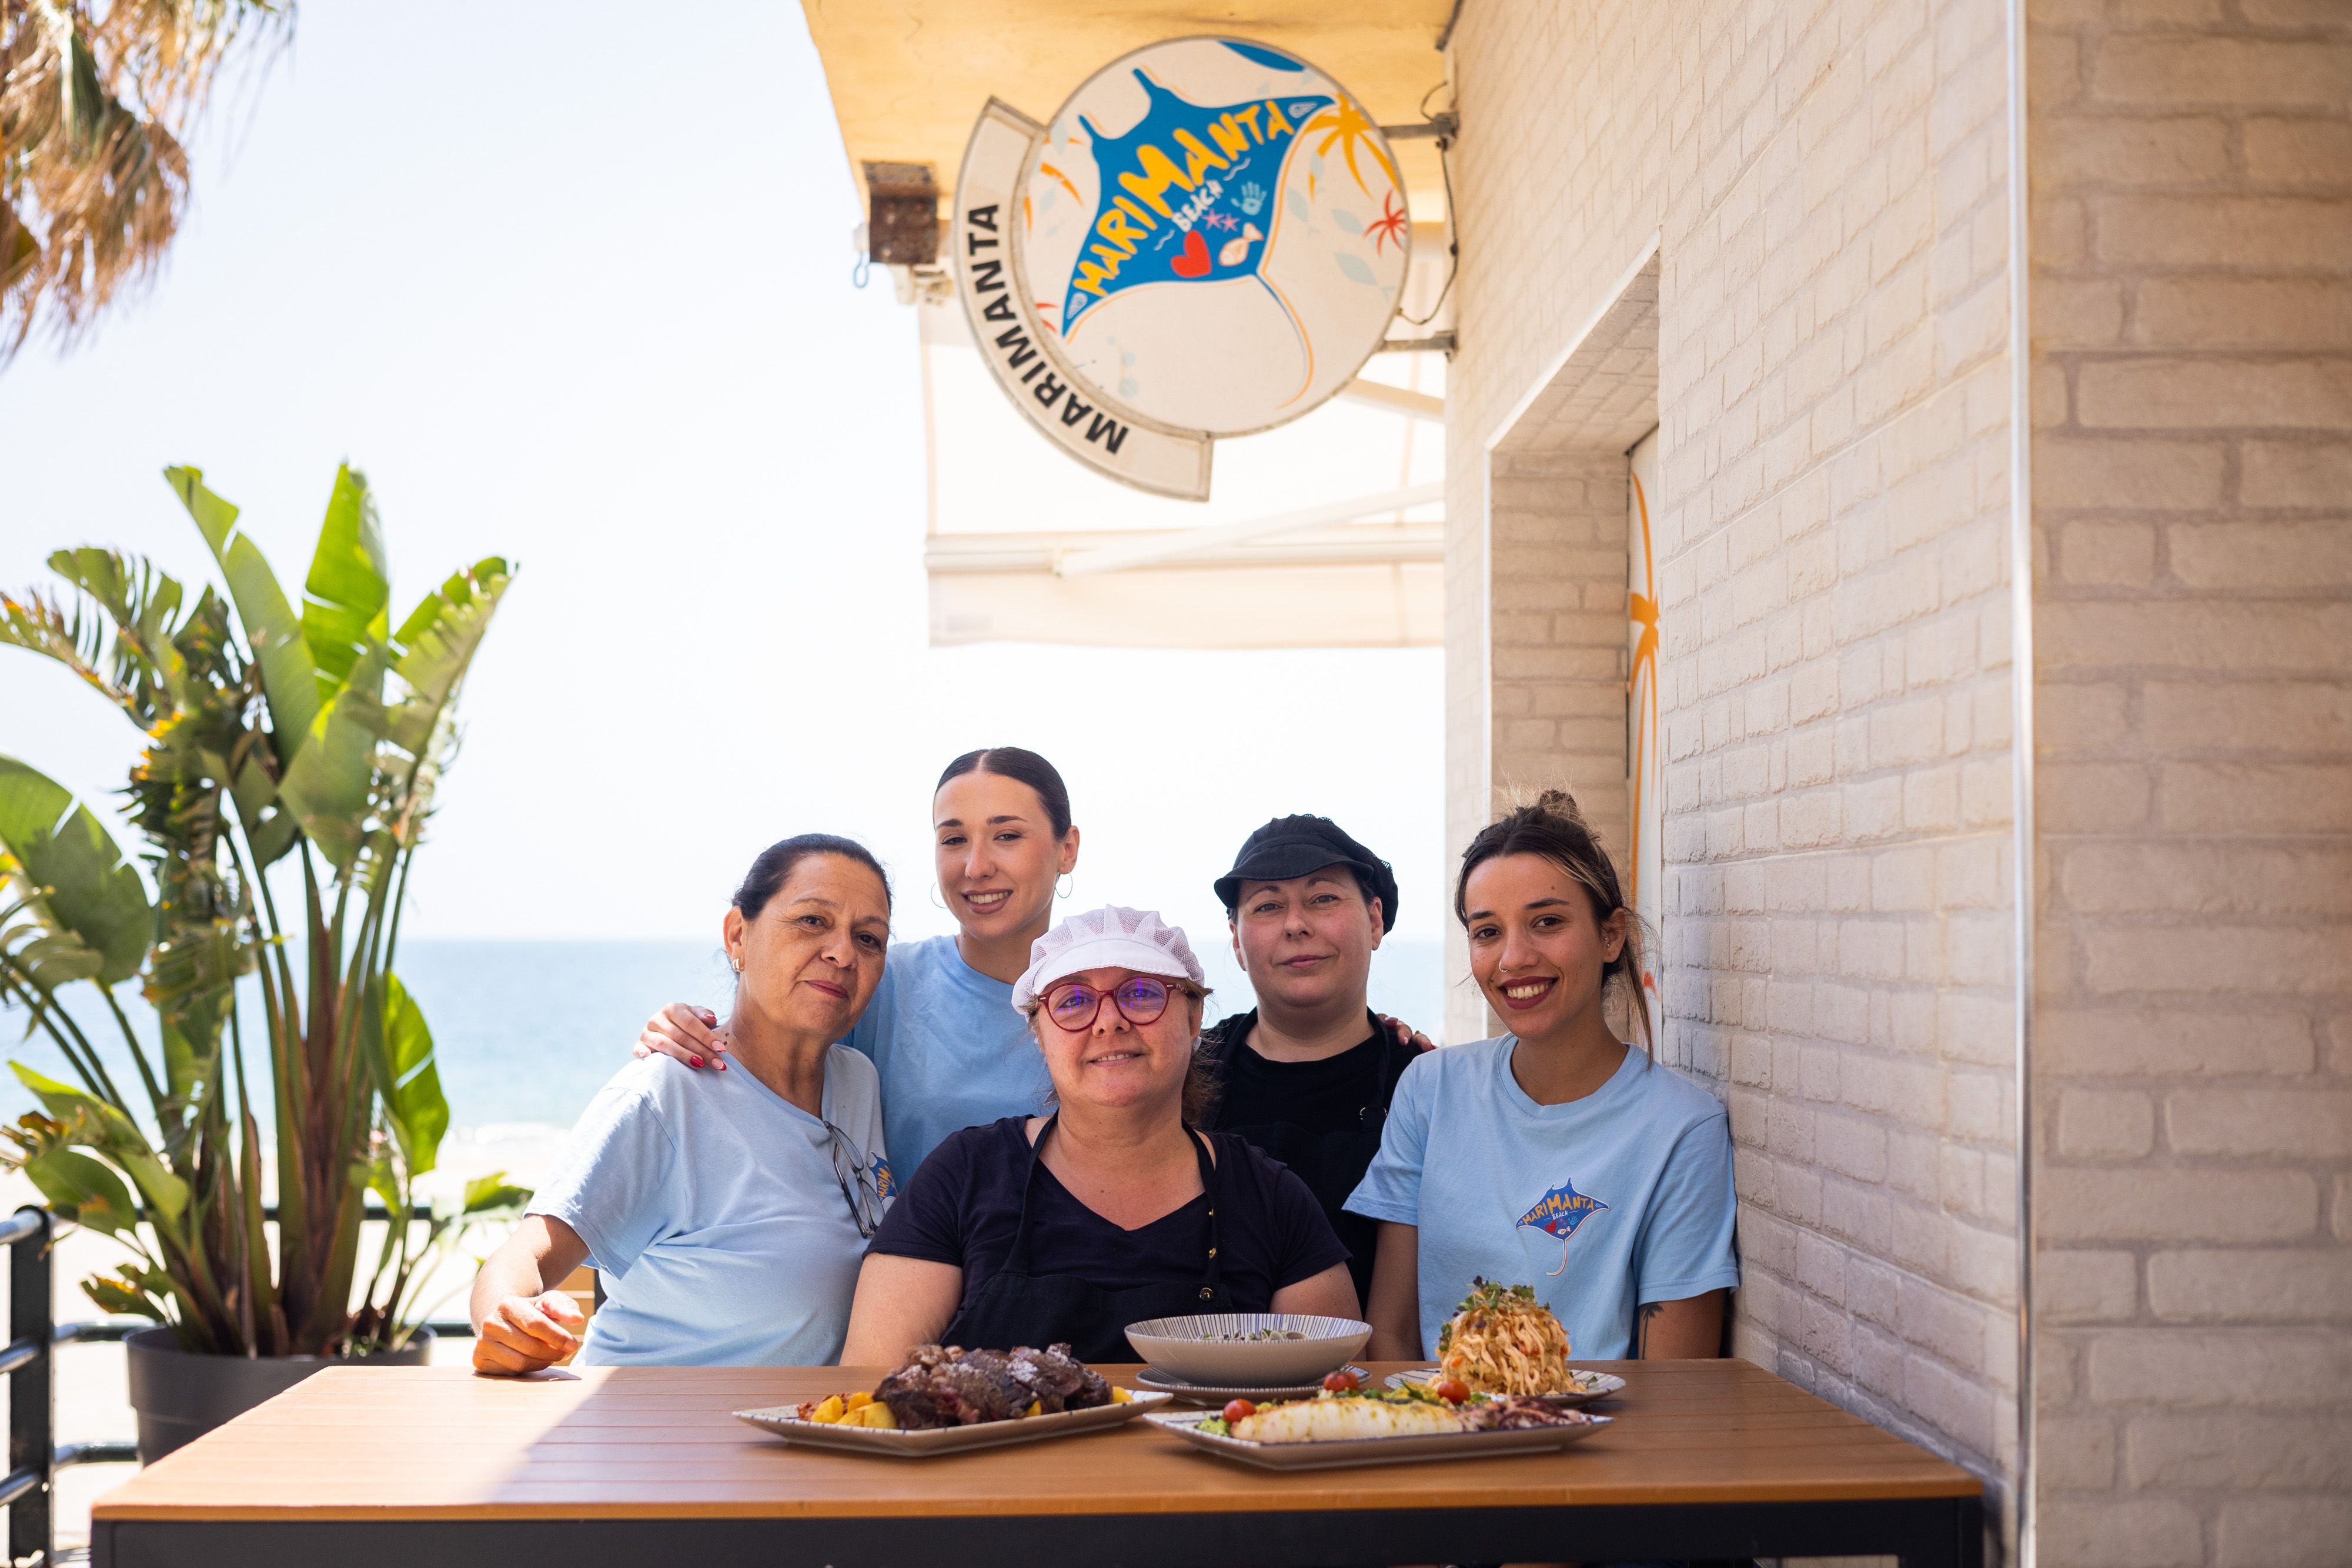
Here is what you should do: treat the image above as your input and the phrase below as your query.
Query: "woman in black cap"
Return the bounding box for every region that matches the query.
[1195,814,1432,1308]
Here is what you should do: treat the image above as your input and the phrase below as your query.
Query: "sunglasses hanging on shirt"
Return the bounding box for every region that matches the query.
[824,1119,884,1239]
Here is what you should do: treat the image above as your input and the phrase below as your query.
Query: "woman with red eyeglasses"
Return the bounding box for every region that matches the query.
[841,907,1358,1366]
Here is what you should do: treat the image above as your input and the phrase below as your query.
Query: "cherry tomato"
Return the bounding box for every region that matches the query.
[1432,1378,1470,1405]
[1221,1399,1255,1424]
[1322,1369,1359,1393]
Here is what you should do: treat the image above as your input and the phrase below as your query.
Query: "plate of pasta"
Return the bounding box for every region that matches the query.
[1382,1279,1626,1405]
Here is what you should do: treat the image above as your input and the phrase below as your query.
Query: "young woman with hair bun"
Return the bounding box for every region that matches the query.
[1347,790,1740,1363]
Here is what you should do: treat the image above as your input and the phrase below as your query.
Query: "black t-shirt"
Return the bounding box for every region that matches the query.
[1197,1008,1419,1306]
[869,1116,1350,1325]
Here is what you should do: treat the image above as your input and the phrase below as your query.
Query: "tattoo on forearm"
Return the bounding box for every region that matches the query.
[1635,1300,1664,1358]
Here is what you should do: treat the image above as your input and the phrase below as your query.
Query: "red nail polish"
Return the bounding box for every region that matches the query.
[691,1056,704,1068]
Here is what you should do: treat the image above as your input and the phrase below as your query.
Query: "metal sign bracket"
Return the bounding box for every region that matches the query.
[1378,111,1459,142]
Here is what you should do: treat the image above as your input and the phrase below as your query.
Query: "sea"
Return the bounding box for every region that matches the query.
[1,937,1449,1188]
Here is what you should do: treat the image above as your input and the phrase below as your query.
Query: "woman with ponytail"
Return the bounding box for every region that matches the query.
[1347,791,1738,1362]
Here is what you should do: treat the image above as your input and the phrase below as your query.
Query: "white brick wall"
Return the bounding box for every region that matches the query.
[1444,0,2023,1522]
[1487,449,1634,815]
[2026,1,2352,1563]
[1442,5,2348,1557]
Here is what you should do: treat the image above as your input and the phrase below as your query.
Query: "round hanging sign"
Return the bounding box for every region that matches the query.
[953,37,1410,499]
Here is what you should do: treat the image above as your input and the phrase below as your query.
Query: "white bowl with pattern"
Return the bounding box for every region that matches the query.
[1124,1313,1371,1387]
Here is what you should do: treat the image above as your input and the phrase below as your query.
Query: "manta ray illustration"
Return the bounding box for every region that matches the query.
[1060,68,1334,340]
[1517,1179,1609,1278]
[1028,39,1405,432]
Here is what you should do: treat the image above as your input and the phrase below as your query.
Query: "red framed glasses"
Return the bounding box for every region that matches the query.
[1041,975,1191,1032]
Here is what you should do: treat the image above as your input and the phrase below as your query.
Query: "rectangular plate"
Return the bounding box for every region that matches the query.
[734,1391,1171,1456]
[1146,1408,1612,1471]
[1385,1366,1628,1409]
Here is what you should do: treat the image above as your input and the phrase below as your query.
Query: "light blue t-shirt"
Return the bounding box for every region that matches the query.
[846,934,1052,1176]
[530,1047,890,1366]
[1345,1038,1739,1360]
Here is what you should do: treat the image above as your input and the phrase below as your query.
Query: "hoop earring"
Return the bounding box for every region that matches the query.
[1057,872,1074,901]
[930,882,950,910]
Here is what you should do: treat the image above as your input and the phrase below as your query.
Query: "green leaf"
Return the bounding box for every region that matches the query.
[4,928,107,991]
[300,467,391,703]
[23,1148,139,1236]
[0,755,152,984]
[169,586,239,689]
[273,641,393,870]
[166,466,321,766]
[388,559,513,760]
[12,1063,124,1130]
[380,974,447,1176]
[461,1173,532,1214]
[9,1064,188,1223]
[82,1268,165,1321]
[245,810,300,867]
[44,549,192,712]
[227,746,278,826]
[366,1154,403,1222]
[114,1146,190,1225]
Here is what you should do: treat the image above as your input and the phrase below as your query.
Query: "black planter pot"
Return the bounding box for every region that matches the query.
[123,1325,437,1463]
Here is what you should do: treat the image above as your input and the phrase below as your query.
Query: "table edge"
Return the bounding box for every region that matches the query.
[94,1474,1984,1522]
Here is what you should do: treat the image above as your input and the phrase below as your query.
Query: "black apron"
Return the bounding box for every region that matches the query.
[1212,1020,1392,1231]
[941,1115,1233,1365]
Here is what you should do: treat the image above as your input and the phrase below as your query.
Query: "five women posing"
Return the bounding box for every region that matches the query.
[469,750,1739,1375]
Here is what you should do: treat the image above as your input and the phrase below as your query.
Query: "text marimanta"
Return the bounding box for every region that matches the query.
[963,205,1129,454]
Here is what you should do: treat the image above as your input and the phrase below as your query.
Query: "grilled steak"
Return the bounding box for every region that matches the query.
[876,1345,1015,1427]
[873,1343,1112,1430]
[1006,1343,1112,1413]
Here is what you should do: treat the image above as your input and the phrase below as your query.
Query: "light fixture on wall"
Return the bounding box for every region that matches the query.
[855,161,950,304]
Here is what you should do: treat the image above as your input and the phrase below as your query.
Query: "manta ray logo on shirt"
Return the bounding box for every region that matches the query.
[1518,1179,1608,1278]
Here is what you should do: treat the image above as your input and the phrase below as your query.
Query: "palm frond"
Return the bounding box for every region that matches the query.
[0,0,289,361]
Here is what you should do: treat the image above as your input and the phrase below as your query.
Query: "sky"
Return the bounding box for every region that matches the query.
[0,4,1449,975]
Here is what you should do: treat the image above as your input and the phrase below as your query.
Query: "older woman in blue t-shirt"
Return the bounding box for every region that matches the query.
[467,835,896,1373]
[844,907,1358,1366]
[632,747,1078,1174]
[1348,791,1740,1363]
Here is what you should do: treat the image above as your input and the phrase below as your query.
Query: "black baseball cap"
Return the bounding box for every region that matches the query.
[1213,814,1399,930]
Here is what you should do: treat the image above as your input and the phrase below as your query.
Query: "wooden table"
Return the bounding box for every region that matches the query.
[91,1360,1983,1568]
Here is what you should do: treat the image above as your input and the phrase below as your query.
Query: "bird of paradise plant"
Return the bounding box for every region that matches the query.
[0,463,523,1355]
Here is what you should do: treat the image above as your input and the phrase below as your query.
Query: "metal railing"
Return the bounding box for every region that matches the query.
[0,1204,480,1568]
[2,1208,139,1568]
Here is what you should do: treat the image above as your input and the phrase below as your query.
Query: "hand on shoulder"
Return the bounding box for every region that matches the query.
[1378,1013,1436,1054]
[633,1001,727,1071]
